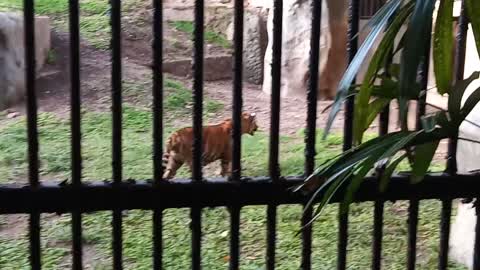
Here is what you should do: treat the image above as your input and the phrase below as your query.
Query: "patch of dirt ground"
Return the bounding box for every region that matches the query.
[121,4,232,66]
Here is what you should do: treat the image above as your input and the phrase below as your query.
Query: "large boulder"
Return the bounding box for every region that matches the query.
[261,0,331,99]
[259,0,405,100]
[226,9,268,84]
[0,12,50,111]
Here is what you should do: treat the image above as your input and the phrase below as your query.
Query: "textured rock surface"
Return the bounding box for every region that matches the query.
[0,12,50,110]
[163,55,232,81]
[262,0,331,98]
[226,9,268,84]
[0,13,25,110]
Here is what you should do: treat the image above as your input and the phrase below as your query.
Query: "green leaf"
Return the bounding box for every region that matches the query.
[305,131,417,199]
[380,130,422,160]
[317,132,407,182]
[379,153,408,192]
[421,114,438,132]
[447,71,480,123]
[388,63,401,79]
[433,0,454,95]
[323,0,403,139]
[298,132,407,196]
[398,0,436,128]
[353,1,414,145]
[466,0,480,59]
[411,140,440,183]
[342,158,378,214]
[323,131,420,217]
[302,169,354,229]
[365,98,391,131]
[393,30,407,56]
[352,0,405,41]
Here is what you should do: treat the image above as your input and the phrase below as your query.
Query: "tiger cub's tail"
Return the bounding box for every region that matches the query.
[161,134,175,179]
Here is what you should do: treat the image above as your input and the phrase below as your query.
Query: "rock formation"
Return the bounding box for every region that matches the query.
[226,9,268,84]
[259,0,353,100]
[0,12,50,111]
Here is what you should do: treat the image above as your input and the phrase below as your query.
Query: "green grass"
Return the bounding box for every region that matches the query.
[0,105,466,269]
[169,20,232,49]
[123,76,223,118]
[0,0,138,49]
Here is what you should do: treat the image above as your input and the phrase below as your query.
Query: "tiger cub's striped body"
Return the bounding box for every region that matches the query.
[162,112,258,180]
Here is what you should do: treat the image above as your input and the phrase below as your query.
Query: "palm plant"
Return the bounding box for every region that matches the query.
[296,0,480,225]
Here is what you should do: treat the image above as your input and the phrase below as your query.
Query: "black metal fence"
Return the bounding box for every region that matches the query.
[2,0,480,269]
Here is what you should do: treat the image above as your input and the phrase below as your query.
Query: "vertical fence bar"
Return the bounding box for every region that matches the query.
[152,0,164,188]
[439,3,468,270]
[474,201,480,269]
[24,0,41,268]
[192,0,204,183]
[407,200,419,270]
[229,207,240,270]
[268,0,282,180]
[302,0,322,268]
[338,0,359,269]
[372,200,384,270]
[191,0,204,269]
[447,0,468,175]
[152,0,164,268]
[304,0,321,180]
[231,0,243,183]
[110,0,123,267]
[372,9,393,266]
[191,206,202,270]
[372,95,389,270]
[407,12,433,270]
[449,1,467,176]
[229,0,244,268]
[266,205,277,270]
[267,0,283,269]
[438,199,451,270]
[344,0,358,153]
[68,0,83,267]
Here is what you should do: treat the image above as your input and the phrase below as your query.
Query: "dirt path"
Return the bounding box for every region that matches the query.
[4,30,344,136]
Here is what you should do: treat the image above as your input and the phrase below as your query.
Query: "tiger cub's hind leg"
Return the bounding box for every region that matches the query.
[162,151,184,180]
[220,159,232,178]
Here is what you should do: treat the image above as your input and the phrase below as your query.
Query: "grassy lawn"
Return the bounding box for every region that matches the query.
[0,78,467,269]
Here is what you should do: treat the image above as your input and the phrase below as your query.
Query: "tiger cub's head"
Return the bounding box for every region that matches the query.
[241,112,258,135]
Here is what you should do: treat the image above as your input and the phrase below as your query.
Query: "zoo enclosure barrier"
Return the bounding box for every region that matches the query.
[3,0,480,269]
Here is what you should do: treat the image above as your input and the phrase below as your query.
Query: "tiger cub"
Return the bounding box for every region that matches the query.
[162,112,258,180]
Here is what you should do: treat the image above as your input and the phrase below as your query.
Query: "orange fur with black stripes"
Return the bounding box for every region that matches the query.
[162,112,258,180]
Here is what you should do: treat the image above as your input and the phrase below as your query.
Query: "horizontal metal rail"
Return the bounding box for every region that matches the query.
[0,174,478,214]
